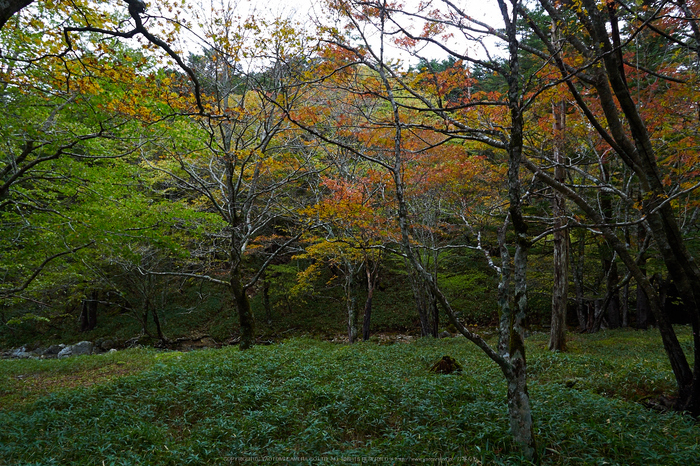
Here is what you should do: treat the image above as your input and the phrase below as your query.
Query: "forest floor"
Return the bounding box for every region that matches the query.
[1,327,698,465]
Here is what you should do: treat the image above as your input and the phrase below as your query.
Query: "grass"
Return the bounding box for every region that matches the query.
[1,327,698,465]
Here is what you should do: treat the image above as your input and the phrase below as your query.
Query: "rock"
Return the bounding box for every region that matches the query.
[58,341,94,359]
[125,336,141,348]
[101,339,115,350]
[43,344,64,356]
[11,347,33,359]
[439,330,452,338]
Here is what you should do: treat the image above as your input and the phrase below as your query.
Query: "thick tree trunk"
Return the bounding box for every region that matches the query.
[636,282,651,329]
[232,268,255,350]
[507,351,535,459]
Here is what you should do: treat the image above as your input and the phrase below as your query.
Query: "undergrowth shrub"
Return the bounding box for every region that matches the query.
[1,330,698,465]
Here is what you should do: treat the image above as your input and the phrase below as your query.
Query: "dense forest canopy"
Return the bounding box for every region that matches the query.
[2,0,700,456]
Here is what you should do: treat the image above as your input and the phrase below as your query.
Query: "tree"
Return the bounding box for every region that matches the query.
[520,0,700,414]
[296,171,390,342]
[140,10,321,350]
[295,0,538,456]
[0,0,206,310]
[548,23,570,351]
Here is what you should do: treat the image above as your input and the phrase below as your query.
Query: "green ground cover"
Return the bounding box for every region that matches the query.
[1,328,698,465]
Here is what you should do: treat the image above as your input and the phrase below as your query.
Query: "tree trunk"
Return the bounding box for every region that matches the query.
[498,0,536,453]
[362,294,372,341]
[407,264,437,337]
[573,231,587,331]
[429,293,439,338]
[497,221,512,356]
[549,96,569,351]
[578,0,700,414]
[621,227,632,328]
[507,352,535,460]
[362,259,379,341]
[232,267,255,350]
[637,218,651,329]
[621,281,629,328]
[264,282,272,325]
[599,162,620,330]
[606,265,621,329]
[636,282,651,329]
[375,3,536,451]
[80,291,98,332]
[348,296,358,344]
[79,301,90,332]
[152,307,164,342]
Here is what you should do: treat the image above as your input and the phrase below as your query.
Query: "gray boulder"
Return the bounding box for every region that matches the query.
[57,341,94,359]
[11,347,33,359]
[43,344,65,356]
